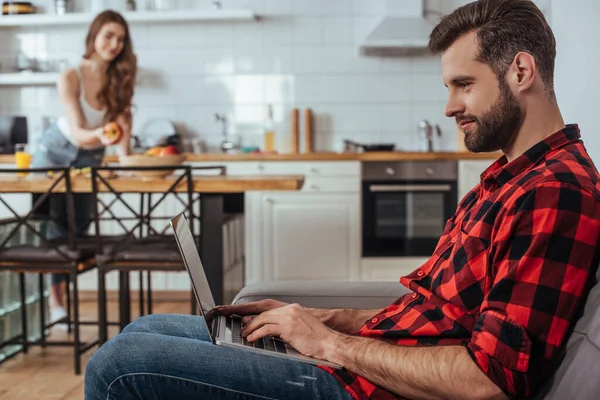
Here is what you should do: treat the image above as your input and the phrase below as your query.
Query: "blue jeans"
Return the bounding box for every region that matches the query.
[84,314,353,400]
[31,123,105,285]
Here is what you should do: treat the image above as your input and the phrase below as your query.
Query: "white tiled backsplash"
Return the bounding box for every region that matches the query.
[0,0,464,152]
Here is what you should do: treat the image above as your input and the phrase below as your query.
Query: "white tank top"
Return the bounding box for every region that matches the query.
[56,66,106,148]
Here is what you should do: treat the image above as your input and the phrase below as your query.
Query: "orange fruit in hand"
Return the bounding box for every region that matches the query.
[103,122,123,143]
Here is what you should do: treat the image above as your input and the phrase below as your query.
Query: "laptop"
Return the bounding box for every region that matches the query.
[170,212,341,369]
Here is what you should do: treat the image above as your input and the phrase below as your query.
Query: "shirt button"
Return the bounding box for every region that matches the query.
[416,270,424,277]
[371,317,379,324]
[450,237,456,243]
[412,293,418,299]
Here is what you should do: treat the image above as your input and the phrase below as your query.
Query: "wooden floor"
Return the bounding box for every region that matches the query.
[0,300,189,400]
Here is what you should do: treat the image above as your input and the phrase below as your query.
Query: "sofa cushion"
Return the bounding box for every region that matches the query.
[536,264,600,400]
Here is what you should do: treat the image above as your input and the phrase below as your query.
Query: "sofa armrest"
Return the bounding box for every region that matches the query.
[232,280,409,309]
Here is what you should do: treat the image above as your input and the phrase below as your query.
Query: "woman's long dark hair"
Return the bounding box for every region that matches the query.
[84,10,137,123]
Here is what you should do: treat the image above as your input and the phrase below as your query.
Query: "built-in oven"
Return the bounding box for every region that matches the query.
[362,160,458,257]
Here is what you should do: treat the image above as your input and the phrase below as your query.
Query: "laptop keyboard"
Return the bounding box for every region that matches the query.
[229,317,289,354]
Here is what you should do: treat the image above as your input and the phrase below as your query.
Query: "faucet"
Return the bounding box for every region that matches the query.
[418,119,442,152]
[215,113,237,153]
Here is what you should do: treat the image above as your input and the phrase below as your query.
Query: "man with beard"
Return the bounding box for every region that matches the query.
[85,1,600,400]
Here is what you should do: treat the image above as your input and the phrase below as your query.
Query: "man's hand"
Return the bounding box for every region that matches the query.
[241,303,340,360]
[212,299,382,333]
[211,299,288,326]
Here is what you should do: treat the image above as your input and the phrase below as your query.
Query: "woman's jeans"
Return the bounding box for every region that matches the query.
[84,314,353,400]
[31,123,104,285]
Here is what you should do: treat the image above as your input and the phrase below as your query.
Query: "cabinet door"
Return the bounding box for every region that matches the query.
[258,193,360,282]
[458,160,492,201]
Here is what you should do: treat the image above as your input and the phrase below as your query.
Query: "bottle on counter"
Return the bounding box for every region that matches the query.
[263,104,276,153]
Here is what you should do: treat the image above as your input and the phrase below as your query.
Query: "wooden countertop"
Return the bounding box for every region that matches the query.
[0,174,304,193]
[0,151,500,164]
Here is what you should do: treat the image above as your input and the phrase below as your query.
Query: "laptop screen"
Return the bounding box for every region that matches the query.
[170,213,216,313]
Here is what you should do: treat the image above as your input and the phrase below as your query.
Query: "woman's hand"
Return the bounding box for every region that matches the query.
[95,126,121,146]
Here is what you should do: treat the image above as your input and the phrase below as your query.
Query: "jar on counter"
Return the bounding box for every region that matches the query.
[54,0,66,14]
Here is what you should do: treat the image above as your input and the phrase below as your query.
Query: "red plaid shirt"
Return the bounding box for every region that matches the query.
[320,125,600,399]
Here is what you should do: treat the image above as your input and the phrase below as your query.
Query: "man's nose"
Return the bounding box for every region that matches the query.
[445,96,464,118]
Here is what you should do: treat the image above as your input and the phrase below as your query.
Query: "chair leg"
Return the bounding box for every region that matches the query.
[38,274,46,348]
[66,273,72,333]
[138,271,144,317]
[147,271,153,315]
[19,273,28,354]
[98,268,107,346]
[72,271,81,375]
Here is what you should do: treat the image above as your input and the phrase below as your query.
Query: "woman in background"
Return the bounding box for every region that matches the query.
[32,10,137,324]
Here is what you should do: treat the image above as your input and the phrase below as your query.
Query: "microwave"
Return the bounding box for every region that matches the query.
[0,116,28,154]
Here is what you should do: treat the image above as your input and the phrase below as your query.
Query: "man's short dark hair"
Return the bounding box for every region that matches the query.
[429,0,556,94]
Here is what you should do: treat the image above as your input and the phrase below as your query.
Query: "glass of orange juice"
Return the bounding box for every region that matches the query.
[15,143,32,176]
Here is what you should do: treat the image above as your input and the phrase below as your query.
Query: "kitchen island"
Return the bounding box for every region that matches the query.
[0,172,304,327]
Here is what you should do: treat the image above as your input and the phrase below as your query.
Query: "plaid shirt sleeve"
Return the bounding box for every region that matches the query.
[466,182,600,398]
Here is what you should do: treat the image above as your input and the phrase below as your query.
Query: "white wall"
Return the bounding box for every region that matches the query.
[0,0,459,153]
[551,0,600,164]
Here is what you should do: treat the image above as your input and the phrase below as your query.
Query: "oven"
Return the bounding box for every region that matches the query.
[362,160,458,257]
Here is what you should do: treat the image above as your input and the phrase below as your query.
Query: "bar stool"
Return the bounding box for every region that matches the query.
[0,167,97,374]
[90,164,197,344]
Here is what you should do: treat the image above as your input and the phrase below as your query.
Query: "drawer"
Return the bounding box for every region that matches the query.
[301,177,360,193]
[260,161,360,177]
[190,162,261,176]
[190,161,361,177]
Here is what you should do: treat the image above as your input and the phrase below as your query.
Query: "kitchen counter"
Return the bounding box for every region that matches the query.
[0,151,501,164]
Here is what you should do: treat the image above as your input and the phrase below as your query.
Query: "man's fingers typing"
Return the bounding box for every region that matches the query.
[246,324,279,342]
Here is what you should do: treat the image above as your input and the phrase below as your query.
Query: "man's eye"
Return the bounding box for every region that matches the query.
[462,83,471,90]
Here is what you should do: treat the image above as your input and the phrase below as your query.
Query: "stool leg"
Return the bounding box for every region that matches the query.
[19,273,28,354]
[66,273,72,333]
[98,268,107,345]
[72,271,81,375]
[147,271,153,315]
[138,271,144,317]
[38,273,46,348]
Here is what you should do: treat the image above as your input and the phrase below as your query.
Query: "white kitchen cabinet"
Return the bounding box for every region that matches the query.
[246,191,361,283]
[458,160,492,202]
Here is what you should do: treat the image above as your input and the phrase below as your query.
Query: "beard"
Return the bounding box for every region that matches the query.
[457,79,524,153]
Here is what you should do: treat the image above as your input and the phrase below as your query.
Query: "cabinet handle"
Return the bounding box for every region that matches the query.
[257,164,264,171]
[266,198,274,204]
[310,167,319,173]
[309,184,320,191]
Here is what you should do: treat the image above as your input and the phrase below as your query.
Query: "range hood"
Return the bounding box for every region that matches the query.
[360,0,436,57]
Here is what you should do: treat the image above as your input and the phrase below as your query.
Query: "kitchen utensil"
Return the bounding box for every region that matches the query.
[343,140,396,153]
[291,108,299,154]
[418,119,442,152]
[304,108,313,154]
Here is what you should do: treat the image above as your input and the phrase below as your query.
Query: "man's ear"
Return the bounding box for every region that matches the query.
[510,52,536,92]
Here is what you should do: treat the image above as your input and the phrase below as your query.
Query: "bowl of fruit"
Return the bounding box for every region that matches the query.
[119,145,185,178]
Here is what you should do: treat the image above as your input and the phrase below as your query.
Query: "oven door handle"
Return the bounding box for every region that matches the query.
[368,184,452,192]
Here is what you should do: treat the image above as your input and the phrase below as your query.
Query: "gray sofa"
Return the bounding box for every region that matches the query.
[232,268,600,400]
